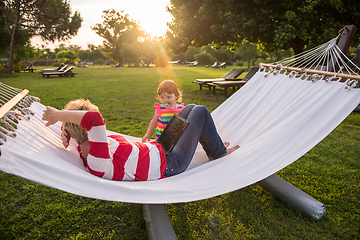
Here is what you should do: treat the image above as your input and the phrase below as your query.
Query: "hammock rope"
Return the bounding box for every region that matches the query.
[261,34,360,82]
[0,84,40,143]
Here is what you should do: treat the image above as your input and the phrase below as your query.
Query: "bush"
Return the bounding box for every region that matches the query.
[106,59,115,65]
[19,61,30,69]
[0,63,7,73]
[235,60,244,66]
[13,64,21,73]
[194,52,215,65]
[94,58,105,65]
[56,50,78,64]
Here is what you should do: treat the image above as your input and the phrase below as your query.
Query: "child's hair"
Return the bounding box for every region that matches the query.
[62,99,99,144]
[157,80,182,102]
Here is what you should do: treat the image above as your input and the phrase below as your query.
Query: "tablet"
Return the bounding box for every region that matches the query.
[157,114,189,152]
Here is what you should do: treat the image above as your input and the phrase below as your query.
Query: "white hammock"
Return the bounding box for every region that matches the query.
[1,68,359,204]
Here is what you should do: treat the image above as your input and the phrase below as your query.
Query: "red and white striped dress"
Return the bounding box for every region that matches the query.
[80,111,167,181]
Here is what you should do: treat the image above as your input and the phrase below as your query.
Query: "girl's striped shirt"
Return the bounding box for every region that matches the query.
[155,103,184,139]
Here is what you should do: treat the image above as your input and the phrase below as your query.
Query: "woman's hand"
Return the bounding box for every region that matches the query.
[42,106,60,127]
[61,129,71,148]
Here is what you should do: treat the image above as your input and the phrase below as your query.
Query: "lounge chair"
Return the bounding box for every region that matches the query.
[39,63,64,73]
[192,68,245,90]
[168,60,180,65]
[218,62,226,68]
[42,66,76,78]
[207,67,259,97]
[21,63,36,73]
[205,61,219,68]
[187,60,198,66]
[40,64,69,74]
[111,63,121,67]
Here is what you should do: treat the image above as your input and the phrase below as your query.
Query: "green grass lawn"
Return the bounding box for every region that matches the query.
[0,65,359,239]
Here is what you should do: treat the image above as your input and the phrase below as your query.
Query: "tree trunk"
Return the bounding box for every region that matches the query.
[288,37,306,55]
[6,0,21,74]
[252,56,258,66]
[7,32,16,74]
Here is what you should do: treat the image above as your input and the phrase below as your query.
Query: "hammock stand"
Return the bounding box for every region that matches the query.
[1,26,360,239]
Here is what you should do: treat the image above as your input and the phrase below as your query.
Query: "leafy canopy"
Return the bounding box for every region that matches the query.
[1,0,82,73]
[2,0,82,42]
[91,9,143,63]
[167,0,360,55]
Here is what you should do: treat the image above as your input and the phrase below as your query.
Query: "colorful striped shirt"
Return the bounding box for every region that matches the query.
[155,103,184,139]
[80,111,167,181]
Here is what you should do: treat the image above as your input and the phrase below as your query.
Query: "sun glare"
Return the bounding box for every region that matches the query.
[30,0,172,49]
[128,1,172,37]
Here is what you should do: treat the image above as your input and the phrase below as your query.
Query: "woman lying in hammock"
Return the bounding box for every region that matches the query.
[42,99,240,181]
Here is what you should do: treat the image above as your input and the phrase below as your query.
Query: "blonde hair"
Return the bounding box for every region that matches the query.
[157,80,182,102]
[62,99,99,144]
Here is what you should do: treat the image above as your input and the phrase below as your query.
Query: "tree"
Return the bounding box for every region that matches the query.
[183,46,201,62]
[1,12,34,71]
[139,38,159,67]
[91,9,143,65]
[201,45,234,64]
[194,51,214,65]
[122,42,141,66]
[77,44,105,63]
[1,15,32,59]
[235,41,260,68]
[1,0,82,73]
[167,0,360,55]
[56,50,78,63]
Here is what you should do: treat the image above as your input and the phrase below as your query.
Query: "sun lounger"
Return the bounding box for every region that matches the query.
[192,68,245,90]
[168,60,180,65]
[42,66,76,78]
[207,67,259,96]
[111,63,121,67]
[205,61,219,68]
[187,60,198,66]
[39,64,65,73]
[21,63,36,73]
[218,62,226,68]
[40,64,68,73]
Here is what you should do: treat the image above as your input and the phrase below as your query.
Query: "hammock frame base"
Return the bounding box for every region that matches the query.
[142,174,325,240]
[257,174,326,220]
[143,204,177,240]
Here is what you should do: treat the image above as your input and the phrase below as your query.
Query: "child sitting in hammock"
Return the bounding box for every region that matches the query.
[42,99,240,181]
[142,80,184,143]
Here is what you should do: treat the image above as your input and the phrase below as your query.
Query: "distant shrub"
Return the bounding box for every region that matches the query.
[94,58,105,65]
[194,52,215,65]
[13,64,21,73]
[235,60,244,66]
[106,59,115,65]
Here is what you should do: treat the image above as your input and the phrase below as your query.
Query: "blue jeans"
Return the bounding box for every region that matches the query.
[163,105,227,177]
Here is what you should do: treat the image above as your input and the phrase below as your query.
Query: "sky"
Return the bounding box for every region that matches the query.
[30,0,172,50]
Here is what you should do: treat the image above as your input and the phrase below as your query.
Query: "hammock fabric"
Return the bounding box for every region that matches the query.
[1,70,360,204]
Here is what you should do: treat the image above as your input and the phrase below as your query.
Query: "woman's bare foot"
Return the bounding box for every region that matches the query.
[225,145,240,156]
[208,143,240,160]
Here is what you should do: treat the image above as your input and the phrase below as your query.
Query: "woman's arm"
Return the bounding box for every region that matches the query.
[42,106,87,127]
[61,129,71,148]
